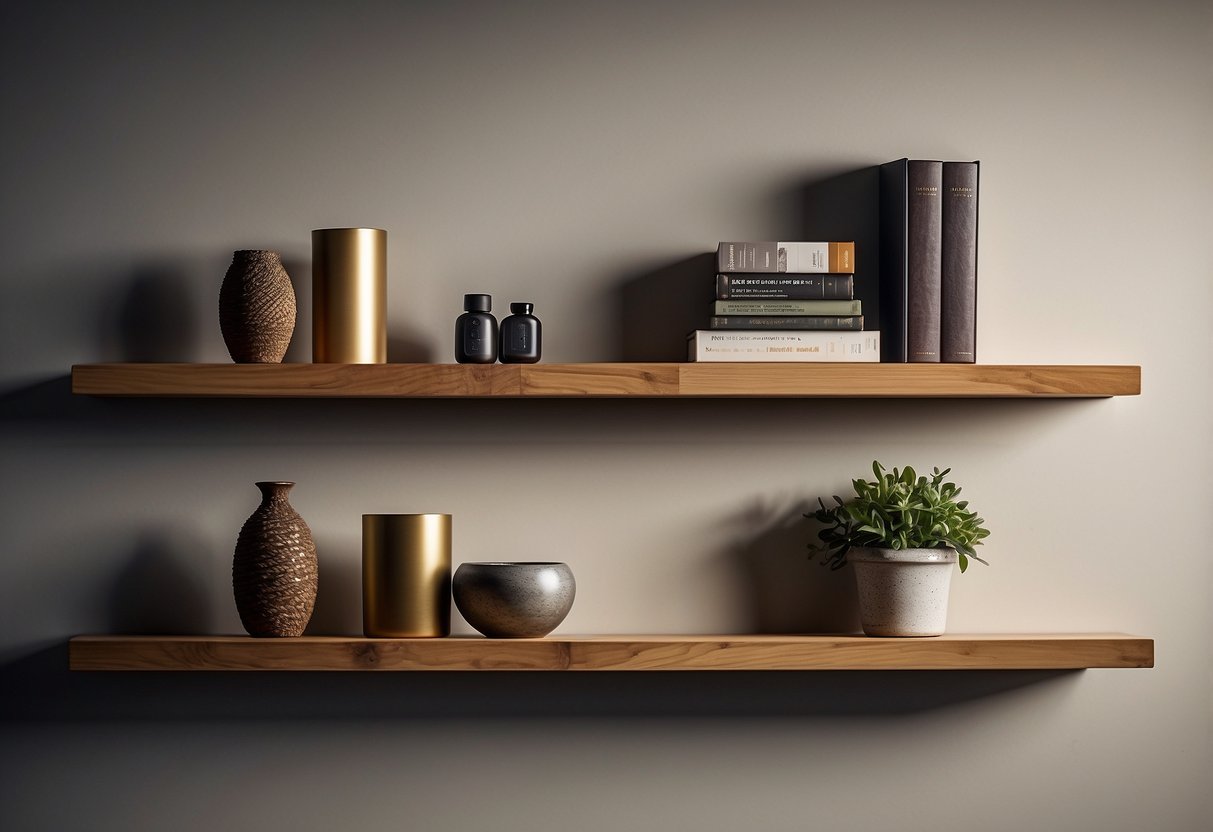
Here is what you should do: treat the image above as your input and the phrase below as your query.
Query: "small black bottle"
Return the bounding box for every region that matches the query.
[455,294,498,364]
[500,302,541,364]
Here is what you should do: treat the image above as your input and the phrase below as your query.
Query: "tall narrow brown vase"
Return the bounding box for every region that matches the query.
[219,249,296,363]
[232,481,318,637]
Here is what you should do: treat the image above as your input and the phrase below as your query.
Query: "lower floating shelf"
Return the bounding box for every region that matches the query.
[70,362,1142,398]
[69,633,1154,671]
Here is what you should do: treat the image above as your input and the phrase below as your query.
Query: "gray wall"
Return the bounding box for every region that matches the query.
[2,1,1210,829]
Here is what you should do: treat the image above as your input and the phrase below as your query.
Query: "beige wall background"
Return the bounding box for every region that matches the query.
[2,1,1209,829]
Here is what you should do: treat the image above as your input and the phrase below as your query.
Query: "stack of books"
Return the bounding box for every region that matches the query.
[686,241,880,362]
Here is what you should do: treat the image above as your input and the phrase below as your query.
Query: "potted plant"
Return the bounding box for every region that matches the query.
[809,461,990,637]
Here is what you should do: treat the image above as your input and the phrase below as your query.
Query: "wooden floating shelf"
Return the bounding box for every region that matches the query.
[69,634,1154,672]
[71,363,1141,399]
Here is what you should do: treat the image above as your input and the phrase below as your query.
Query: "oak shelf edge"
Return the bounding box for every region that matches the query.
[69,633,1154,672]
[70,363,1142,399]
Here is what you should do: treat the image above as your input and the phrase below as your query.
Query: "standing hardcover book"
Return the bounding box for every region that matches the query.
[879,159,942,362]
[717,242,855,274]
[941,161,979,363]
[716,274,854,300]
[687,330,880,362]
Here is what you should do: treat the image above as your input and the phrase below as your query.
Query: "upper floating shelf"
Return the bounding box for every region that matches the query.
[69,633,1154,671]
[71,363,1141,398]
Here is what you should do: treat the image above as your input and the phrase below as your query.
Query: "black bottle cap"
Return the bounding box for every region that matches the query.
[464,293,492,312]
[510,302,534,315]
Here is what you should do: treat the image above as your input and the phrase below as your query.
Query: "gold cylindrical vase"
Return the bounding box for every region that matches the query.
[312,227,387,363]
[363,513,451,637]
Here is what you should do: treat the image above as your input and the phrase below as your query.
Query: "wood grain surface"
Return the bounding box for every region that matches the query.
[69,633,1154,671]
[71,363,1141,398]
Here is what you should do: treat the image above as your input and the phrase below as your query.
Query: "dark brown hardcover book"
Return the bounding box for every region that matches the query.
[906,161,942,362]
[715,273,854,300]
[709,315,864,331]
[941,161,979,363]
[880,159,943,362]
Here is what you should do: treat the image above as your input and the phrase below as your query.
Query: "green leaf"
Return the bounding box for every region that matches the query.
[808,461,989,571]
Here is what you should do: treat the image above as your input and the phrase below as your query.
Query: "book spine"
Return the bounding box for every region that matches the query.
[714,298,860,315]
[879,159,908,362]
[715,274,854,300]
[709,316,863,331]
[716,242,856,273]
[941,161,978,363]
[713,299,861,316]
[906,160,942,362]
[687,330,880,363]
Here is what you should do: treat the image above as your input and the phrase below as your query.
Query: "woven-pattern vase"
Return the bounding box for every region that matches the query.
[232,481,317,637]
[219,250,296,363]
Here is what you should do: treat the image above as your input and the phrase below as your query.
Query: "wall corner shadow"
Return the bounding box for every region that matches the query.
[721,496,862,635]
[776,164,882,328]
[0,375,75,421]
[106,268,201,362]
[616,253,715,361]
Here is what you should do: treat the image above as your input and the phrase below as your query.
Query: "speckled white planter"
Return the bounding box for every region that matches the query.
[850,547,957,637]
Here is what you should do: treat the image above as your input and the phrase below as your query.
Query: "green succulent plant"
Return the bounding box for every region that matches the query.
[808,461,990,572]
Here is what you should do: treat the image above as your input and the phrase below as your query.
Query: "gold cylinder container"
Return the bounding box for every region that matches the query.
[312,227,387,363]
[363,513,451,637]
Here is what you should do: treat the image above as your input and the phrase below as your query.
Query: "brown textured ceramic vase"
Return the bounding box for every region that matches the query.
[232,482,318,637]
[219,250,296,363]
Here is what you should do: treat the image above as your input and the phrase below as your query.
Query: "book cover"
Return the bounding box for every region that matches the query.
[712,298,862,315]
[906,161,942,362]
[715,273,854,300]
[686,330,880,362]
[709,315,864,331]
[879,159,942,362]
[941,161,979,363]
[717,242,855,274]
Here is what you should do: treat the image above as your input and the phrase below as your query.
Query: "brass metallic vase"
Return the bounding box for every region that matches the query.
[232,482,318,637]
[363,514,451,637]
[312,227,387,363]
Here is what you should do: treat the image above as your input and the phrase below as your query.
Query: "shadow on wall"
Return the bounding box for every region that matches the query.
[612,165,881,361]
[617,253,714,361]
[387,333,434,363]
[106,267,201,362]
[775,164,882,329]
[97,254,318,365]
[0,375,73,414]
[722,497,861,634]
[105,530,214,635]
[281,255,310,364]
[0,643,1082,722]
[306,535,363,636]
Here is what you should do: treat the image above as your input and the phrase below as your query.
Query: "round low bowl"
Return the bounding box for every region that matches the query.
[452,562,575,638]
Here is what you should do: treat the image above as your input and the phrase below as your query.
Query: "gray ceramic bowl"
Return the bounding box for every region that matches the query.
[452,562,576,638]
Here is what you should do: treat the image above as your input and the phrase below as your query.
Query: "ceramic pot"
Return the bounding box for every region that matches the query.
[219,249,296,363]
[453,562,575,638]
[850,547,956,637]
[232,481,317,637]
